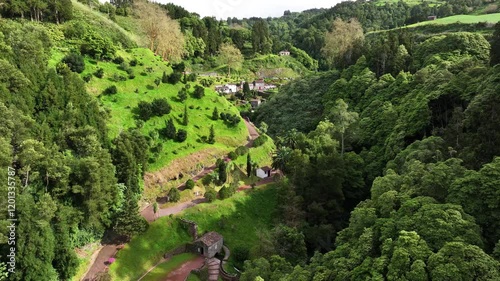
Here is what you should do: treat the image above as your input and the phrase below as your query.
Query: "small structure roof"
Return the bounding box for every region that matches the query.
[260,166,272,172]
[196,231,223,247]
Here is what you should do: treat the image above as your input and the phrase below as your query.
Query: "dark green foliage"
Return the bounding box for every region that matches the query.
[167,72,182,84]
[252,135,267,147]
[185,179,195,189]
[228,151,238,160]
[204,187,217,203]
[83,73,92,82]
[79,29,117,60]
[219,112,241,126]
[0,0,73,23]
[113,191,148,241]
[154,77,161,87]
[246,153,252,177]
[113,56,124,64]
[193,85,205,99]
[103,85,118,95]
[187,73,197,82]
[216,158,227,184]
[151,98,172,116]
[135,98,171,121]
[491,22,500,66]
[207,125,215,144]
[168,188,181,202]
[111,130,149,195]
[62,53,85,73]
[94,68,104,78]
[219,184,237,199]
[252,19,273,54]
[178,88,187,102]
[212,107,219,120]
[161,119,176,140]
[235,146,249,156]
[172,62,186,73]
[129,58,138,66]
[183,104,189,125]
[162,71,168,83]
[176,129,187,142]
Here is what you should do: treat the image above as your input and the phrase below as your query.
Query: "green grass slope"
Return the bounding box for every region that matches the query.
[407,13,500,27]
[109,185,278,280]
[77,48,247,171]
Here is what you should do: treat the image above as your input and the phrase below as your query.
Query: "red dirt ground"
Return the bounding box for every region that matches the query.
[164,256,205,281]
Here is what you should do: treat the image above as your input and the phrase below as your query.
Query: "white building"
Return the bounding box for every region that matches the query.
[256,166,272,179]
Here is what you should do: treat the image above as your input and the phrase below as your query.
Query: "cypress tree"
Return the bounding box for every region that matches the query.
[163,119,176,139]
[183,104,189,125]
[491,22,500,66]
[208,125,215,144]
[212,107,219,120]
[247,153,252,177]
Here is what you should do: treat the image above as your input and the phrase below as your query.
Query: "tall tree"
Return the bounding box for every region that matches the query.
[218,43,243,76]
[135,0,185,61]
[322,18,364,69]
[183,104,189,126]
[329,99,359,155]
[246,153,252,177]
[490,22,500,66]
[252,19,273,54]
[208,125,215,144]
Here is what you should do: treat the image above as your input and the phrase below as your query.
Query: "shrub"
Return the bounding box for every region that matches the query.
[113,56,124,64]
[219,185,236,200]
[62,53,85,73]
[185,179,195,190]
[172,62,186,73]
[235,146,249,156]
[83,74,92,82]
[94,68,104,78]
[103,85,118,95]
[228,151,238,160]
[129,58,138,66]
[204,188,217,203]
[253,135,268,147]
[193,85,205,99]
[176,129,187,142]
[151,98,171,116]
[201,174,213,186]
[168,188,181,203]
[232,247,250,268]
[137,101,153,120]
[168,72,182,84]
[187,73,197,82]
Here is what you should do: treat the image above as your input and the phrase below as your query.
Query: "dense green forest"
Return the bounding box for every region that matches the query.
[0,0,500,280]
[250,23,500,281]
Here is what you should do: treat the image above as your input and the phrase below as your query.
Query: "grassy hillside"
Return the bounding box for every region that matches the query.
[407,13,500,27]
[75,48,247,171]
[373,0,443,6]
[109,185,278,280]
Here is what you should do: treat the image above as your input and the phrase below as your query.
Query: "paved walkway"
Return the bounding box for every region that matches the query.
[164,256,205,281]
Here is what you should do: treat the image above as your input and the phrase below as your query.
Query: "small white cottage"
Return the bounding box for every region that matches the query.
[256,166,272,179]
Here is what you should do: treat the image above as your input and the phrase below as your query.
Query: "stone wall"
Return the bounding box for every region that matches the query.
[179,218,198,240]
[163,244,187,259]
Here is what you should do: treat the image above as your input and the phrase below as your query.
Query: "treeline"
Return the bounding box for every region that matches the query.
[0,20,148,280]
[0,0,73,23]
[247,27,500,279]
